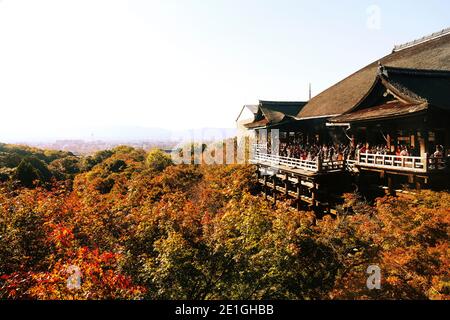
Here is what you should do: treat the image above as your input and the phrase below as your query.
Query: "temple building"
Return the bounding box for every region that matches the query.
[328,66,450,179]
[238,28,450,212]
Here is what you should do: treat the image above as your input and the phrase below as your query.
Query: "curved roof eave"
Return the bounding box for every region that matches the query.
[297,31,450,119]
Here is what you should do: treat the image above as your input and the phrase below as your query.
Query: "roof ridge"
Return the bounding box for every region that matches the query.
[393,27,450,52]
[259,100,307,105]
[382,65,450,77]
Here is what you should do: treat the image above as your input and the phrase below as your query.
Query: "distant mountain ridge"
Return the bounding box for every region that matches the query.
[0,126,237,143]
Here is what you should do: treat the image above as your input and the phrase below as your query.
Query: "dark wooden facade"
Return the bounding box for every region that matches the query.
[240,30,450,211]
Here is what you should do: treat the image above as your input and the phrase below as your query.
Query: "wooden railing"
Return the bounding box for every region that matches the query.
[251,151,345,173]
[357,153,449,173]
[321,159,346,171]
[252,152,319,172]
[253,143,269,150]
[427,157,448,171]
[346,159,358,170]
[251,145,447,174]
[358,153,427,173]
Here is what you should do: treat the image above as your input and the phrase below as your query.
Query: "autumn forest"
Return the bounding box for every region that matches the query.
[0,143,448,300]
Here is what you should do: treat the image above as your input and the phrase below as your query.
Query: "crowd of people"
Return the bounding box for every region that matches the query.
[271,141,445,161]
[257,139,447,171]
[356,143,420,157]
[277,142,352,162]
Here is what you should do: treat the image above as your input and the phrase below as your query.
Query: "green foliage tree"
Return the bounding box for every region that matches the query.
[0,188,51,275]
[13,160,41,188]
[1,142,448,300]
[146,149,173,172]
[49,156,81,179]
[106,159,127,173]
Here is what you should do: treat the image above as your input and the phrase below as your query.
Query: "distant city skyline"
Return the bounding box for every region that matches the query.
[0,0,449,141]
[0,124,237,143]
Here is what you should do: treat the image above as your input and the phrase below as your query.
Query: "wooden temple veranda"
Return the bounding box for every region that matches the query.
[237,29,450,213]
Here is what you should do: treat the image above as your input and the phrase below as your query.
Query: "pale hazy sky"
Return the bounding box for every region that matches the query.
[0,0,449,141]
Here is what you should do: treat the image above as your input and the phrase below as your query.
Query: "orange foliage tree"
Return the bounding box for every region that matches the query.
[1,145,449,300]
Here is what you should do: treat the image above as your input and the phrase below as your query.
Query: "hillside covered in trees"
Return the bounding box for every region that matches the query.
[0,143,448,300]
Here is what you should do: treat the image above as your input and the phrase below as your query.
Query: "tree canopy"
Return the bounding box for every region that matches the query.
[0,143,448,300]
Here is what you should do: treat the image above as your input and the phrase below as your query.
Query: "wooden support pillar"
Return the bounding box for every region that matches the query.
[414,176,422,191]
[311,182,317,208]
[317,155,323,172]
[273,176,277,205]
[263,175,268,200]
[296,184,301,211]
[407,174,414,184]
[387,176,395,196]
[419,131,428,156]
[391,131,398,153]
[284,174,289,196]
